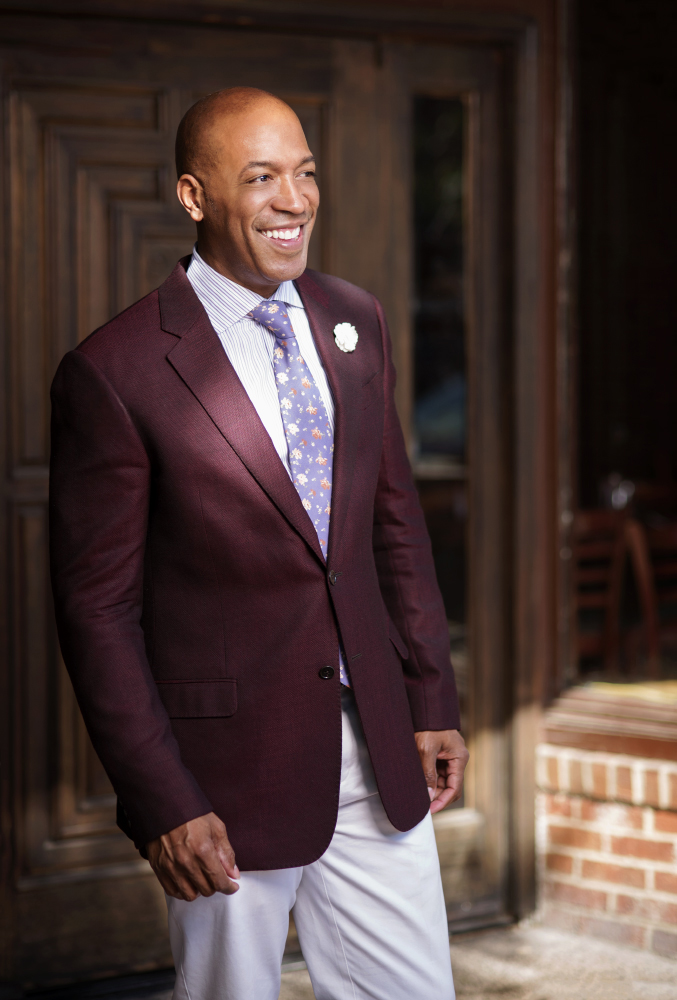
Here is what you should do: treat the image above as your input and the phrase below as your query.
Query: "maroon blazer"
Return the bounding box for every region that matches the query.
[49,259,459,871]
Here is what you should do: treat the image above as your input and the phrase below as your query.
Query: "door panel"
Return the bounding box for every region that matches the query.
[329,39,511,929]
[1,12,513,984]
[3,21,336,986]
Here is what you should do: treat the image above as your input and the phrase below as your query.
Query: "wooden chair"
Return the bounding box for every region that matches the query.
[625,520,677,677]
[629,481,677,522]
[572,510,627,673]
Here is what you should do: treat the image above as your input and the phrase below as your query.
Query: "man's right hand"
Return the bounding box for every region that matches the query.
[147,811,240,900]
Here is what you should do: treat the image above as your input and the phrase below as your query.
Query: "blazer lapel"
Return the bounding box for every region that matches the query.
[295,272,361,564]
[159,262,325,564]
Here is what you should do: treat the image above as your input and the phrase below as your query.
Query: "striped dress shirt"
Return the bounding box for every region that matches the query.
[187,247,350,685]
[186,246,335,480]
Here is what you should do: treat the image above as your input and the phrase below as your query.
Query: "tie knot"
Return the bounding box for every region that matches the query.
[248,299,292,340]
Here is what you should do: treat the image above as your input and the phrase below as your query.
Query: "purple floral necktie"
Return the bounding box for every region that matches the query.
[248,298,349,685]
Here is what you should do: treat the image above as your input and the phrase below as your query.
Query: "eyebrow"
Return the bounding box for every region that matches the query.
[239,154,316,178]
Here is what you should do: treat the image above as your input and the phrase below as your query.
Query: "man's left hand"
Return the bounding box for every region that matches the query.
[414,730,469,814]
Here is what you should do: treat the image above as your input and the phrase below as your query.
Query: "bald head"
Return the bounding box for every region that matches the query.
[175,87,295,179]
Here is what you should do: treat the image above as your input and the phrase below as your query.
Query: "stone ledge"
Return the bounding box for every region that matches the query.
[542,683,677,760]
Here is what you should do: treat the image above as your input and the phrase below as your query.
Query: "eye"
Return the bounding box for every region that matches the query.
[250,174,271,183]
[299,169,316,178]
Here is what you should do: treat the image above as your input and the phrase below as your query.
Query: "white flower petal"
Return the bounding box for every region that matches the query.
[333,322,358,353]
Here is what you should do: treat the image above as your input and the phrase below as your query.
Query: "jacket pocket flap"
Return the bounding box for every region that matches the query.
[156,679,237,718]
[388,619,409,660]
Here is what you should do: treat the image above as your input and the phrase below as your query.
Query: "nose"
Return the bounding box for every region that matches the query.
[271,174,306,216]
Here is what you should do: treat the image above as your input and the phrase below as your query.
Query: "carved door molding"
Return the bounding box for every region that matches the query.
[1,21,335,986]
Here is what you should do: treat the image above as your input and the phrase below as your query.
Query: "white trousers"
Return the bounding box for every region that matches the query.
[167,688,455,1000]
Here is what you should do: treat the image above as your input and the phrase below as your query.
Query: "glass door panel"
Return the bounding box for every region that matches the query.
[412,96,469,756]
[413,96,466,473]
[406,46,511,930]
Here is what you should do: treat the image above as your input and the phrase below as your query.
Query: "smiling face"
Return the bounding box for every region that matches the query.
[176,96,319,297]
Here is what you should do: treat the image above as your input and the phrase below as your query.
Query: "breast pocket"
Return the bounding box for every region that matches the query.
[156,679,237,718]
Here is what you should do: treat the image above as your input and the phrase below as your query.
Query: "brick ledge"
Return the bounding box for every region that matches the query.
[542,685,677,760]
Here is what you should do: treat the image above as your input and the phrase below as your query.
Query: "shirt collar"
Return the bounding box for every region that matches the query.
[187,245,304,333]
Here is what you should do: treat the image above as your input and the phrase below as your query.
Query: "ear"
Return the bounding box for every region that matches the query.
[177,174,204,222]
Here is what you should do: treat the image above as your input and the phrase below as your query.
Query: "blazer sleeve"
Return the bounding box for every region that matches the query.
[50,348,213,847]
[370,296,461,733]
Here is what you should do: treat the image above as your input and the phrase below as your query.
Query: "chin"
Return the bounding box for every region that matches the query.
[265,255,309,283]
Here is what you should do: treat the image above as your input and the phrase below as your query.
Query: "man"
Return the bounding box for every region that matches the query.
[50,87,468,1000]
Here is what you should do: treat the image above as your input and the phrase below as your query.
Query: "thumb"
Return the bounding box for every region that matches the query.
[415,733,442,802]
[210,818,240,880]
[216,837,239,880]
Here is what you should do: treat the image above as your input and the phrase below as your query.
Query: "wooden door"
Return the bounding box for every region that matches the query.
[0,11,516,987]
[350,43,512,932]
[316,39,512,930]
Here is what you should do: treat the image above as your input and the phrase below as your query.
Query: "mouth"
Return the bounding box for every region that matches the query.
[258,224,304,248]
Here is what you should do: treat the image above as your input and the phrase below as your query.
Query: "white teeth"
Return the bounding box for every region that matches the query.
[265,227,301,240]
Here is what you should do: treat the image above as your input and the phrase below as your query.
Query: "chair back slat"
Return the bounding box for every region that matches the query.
[576,566,615,584]
[572,510,627,673]
[573,512,677,678]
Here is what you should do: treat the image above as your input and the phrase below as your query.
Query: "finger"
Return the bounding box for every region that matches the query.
[431,758,452,797]
[160,847,218,899]
[444,757,466,797]
[215,835,240,881]
[157,836,238,897]
[153,866,196,901]
[198,815,240,889]
[166,865,210,899]
[169,880,200,902]
[431,761,465,809]
[420,749,440,799]
[193,843,239,895]
[207,867,239,895]
[415,734,442,797]
[209,858,240,895]
[185,860,226,897]
[430,786,457,813]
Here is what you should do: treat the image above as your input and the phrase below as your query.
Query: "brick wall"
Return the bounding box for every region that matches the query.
[536,744,677,958]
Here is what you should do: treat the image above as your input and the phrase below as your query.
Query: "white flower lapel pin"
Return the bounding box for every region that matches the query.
[333,322,358,353]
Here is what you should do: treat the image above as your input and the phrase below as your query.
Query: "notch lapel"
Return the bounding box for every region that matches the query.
[159,262,325,564]
[295,273,361,565]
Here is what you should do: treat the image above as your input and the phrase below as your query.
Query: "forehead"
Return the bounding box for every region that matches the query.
[209,105,311,169]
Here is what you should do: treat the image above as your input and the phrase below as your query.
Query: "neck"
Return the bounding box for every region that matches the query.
[195,243,279,299]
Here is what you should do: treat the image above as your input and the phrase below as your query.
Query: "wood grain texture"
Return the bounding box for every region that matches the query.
[0,17,335,986]
[15,870,171,988]
[510,21,544,919]
[410,42,513,928]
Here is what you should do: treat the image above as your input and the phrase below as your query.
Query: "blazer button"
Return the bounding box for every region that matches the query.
[319,666,335,680]
[328,570,339,585]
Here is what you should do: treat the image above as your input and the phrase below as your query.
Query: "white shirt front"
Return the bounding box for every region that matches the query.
[186,246,335,479]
